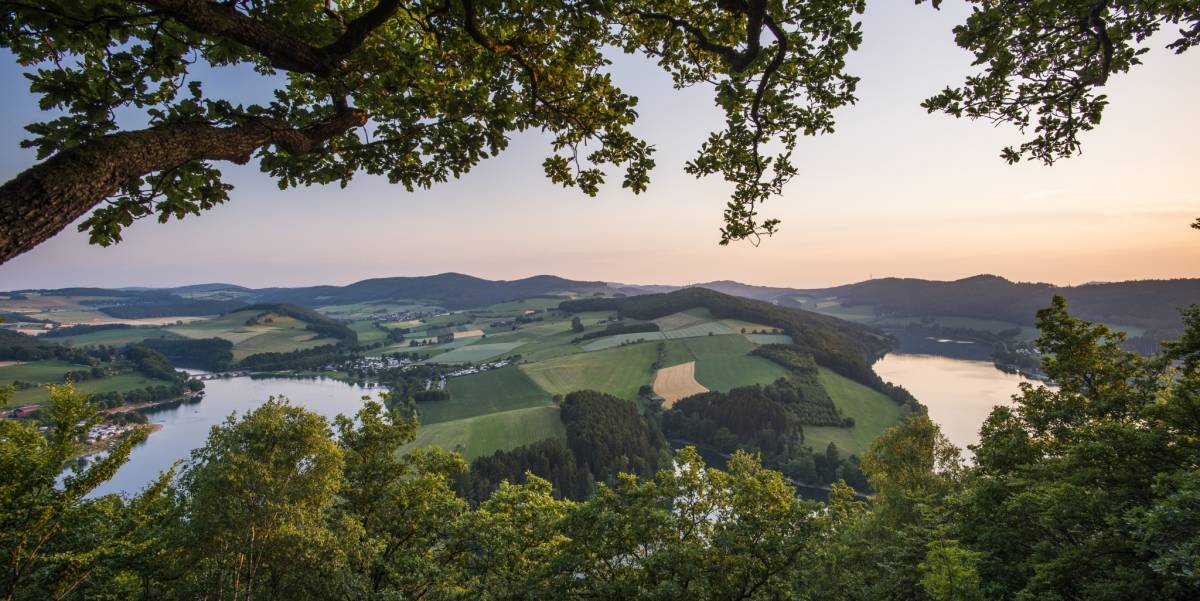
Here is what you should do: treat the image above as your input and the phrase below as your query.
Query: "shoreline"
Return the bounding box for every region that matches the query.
[76,422,164,459]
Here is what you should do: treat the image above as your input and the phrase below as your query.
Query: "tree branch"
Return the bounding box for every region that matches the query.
[133,0,335,74]
[461,0,541,112]
[0,110,366,263]
[135,0,404,76]
[321,0,404,59]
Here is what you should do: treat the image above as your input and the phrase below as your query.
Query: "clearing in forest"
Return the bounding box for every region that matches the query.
[652,361,708,408]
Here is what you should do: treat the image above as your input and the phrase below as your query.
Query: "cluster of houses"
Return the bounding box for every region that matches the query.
[444,358,512,379]
[422,358,515,391]
[85,422,144,445]
[338,355,416,372]
[372,309,435,323]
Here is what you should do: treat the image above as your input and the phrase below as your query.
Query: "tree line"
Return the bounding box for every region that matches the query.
[457,390,667,502]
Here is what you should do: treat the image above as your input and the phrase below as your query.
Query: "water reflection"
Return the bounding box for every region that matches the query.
[89,376,372,497]
[873,353,1051,454]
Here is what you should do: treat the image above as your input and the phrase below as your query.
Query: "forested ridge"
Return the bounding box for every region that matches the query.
[786,275,1200,352]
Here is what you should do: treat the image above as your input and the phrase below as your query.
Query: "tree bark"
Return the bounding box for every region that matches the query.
[135,0,405,76]
[0,111,365,265]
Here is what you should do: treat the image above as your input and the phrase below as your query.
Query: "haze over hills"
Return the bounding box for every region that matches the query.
[6,273,1197,344]
[621,275,1200,350]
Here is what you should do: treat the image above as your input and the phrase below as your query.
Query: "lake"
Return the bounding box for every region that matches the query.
[873,353,1050,454]
[89,376,375,497]
[90,356,1047,495]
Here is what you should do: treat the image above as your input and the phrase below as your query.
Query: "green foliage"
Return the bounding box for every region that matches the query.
[560,390,666,481]
[173,398,349,599]
[1,0,873,248]
[139,337,234,371]
[0,384,161,600]
[948,296,1200,599]
[457,437,588,502]
[919,0,1200,164]
[124,345,185,382]
[918,540,984,601]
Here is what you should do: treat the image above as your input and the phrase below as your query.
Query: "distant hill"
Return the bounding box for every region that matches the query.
[257,273,609,309]
[604,275,1200,353]
[8,273,1195,350]
[6,273,611,317]
[782,275,1200,348]
[167,283,253,294]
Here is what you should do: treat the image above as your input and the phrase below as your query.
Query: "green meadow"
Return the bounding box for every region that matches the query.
[1,360,176,406]
[403,406,566,460]
[520,342,658,401]
[802,368,904,456]
[423,367,552,424]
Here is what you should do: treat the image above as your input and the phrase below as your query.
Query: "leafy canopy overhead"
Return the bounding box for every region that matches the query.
[919,0,1200,164]
[0,0,1195,261]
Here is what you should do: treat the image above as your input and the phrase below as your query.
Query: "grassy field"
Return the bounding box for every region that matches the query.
[656,334,791,392]
[473,297,564,315]
[694,355,791,392]
[581,331,666,351]
[421,366,552,424]
[232,330,329,361]
[348,320,391,346]
[44,327,184,347]
[2,360,175,406]
[375,336,475,358]
[653,308,713,331]
[404,406,566,460]
[744,333,794,345]
[432,341,527,363]
[167,311,339,360]
[661,321,735,339]
[167,310,268,342]
[718,318,780,333]
[0,294,215,326]
[317,301,441,320]
[504,325,587,362]
[1,359,88,384]
[802,368,904,456]
[521,342,658,401]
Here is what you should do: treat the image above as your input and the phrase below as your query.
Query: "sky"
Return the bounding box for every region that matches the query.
[0,1,1197,291]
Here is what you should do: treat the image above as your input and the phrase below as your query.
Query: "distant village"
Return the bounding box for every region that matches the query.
[423,359,513,391]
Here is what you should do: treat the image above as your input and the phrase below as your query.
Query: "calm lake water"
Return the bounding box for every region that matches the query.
[89,356,1046,495]
[873,353,1050,454]
[90,376,373,497]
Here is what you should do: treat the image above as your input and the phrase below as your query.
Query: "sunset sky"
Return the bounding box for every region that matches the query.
[1,1,1197,290]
